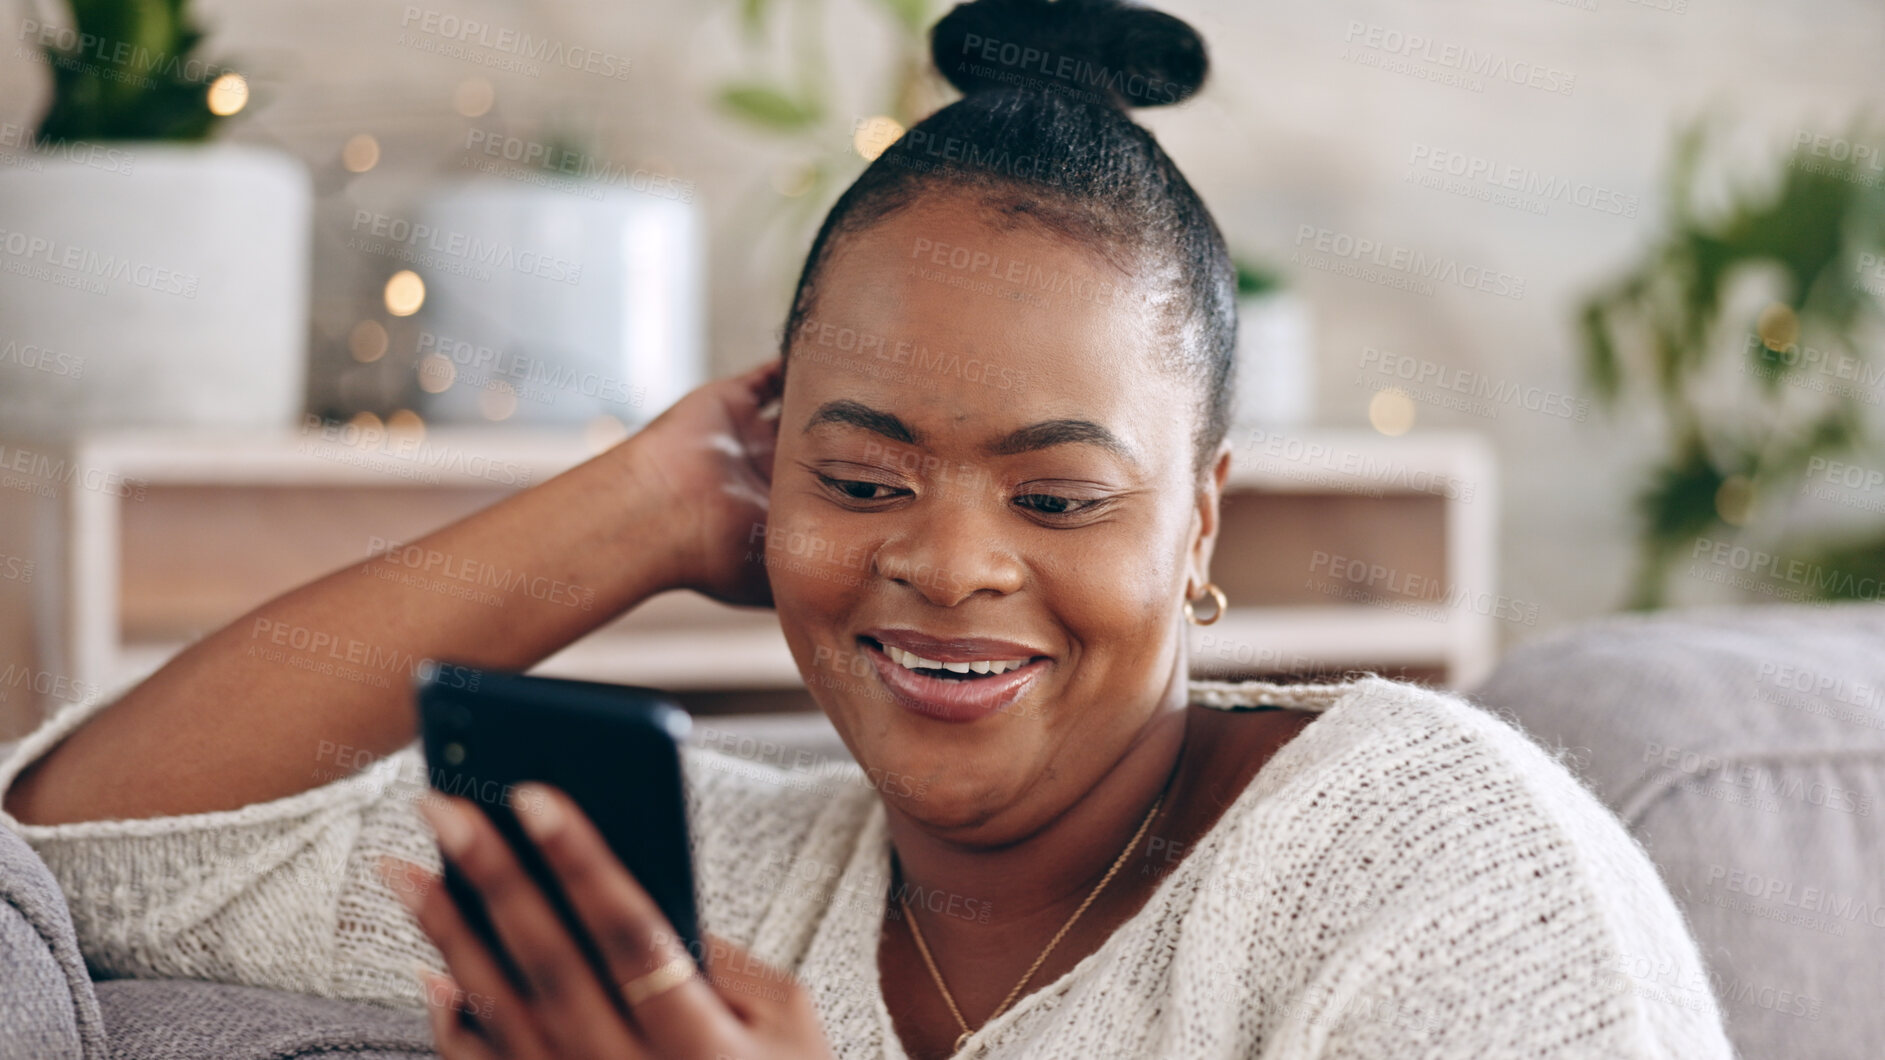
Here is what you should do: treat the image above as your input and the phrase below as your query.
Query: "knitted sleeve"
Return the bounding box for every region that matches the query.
[0,693,446,1010]
[0,693,833,1013]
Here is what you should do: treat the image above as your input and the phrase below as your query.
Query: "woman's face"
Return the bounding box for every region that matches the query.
[767,192,1224,834]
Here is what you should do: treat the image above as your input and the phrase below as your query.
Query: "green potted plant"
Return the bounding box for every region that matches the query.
[1579,115,1885,608]
[0,0,311,438]
[1231,261,1313,426]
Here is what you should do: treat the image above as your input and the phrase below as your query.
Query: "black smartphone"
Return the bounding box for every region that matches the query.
[415,663,705,986]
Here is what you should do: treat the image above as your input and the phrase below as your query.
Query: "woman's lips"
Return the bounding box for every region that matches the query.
[858,637,1047,723]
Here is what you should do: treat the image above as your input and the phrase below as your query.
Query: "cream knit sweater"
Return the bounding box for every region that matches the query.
[0,675,1735,1059]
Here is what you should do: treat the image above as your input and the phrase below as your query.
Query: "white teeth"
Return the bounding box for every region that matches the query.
[888,647,944,670]
[880,644,1029,676]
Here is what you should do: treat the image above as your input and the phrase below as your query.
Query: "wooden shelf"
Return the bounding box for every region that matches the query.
[117,604,1464,695]
[68,426,605,484]
[0,423,1497,734]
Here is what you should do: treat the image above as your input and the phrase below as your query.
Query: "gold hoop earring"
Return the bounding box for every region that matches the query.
[1184,582,1228,626]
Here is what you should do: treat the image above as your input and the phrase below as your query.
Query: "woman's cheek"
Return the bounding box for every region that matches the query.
[1041,528,1180,685]
[767,496,871,596]
[765,495,871,672]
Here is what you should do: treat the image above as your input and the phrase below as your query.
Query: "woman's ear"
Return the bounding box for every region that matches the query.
[1186,441,1234,595]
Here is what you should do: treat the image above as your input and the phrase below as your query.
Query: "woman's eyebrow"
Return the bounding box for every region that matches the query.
[803,399,920,444]
[985,419,1134,462]
[805,400,1134,463]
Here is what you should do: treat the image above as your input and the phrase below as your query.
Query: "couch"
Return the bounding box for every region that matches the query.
[1473,603,1885,1060]
[3,605,1880,1059]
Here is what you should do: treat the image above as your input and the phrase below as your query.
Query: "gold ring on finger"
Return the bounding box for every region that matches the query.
[622,953,696,1006]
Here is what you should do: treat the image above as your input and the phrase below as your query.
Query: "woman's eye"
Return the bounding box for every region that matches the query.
[820,477,904,502]
[1013,493,1092,516]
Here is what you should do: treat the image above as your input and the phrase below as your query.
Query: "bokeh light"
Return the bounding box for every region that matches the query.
[416,353,456,393]
[346,410,384,437]
[383,270,426,317]
[1757,302,1800,352]
[341,133,381,173]
[348,320,389,363]
[387,409,426,438]
[207,73,249,116]
[1368,388,1418,436]
[853,116,905,161]
[453,78,495,118]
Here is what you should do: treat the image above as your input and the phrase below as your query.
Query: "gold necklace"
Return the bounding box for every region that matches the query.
[894,785,1169,1055]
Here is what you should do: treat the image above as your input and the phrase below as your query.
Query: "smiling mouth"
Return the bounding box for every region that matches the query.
[859,636,1038,681]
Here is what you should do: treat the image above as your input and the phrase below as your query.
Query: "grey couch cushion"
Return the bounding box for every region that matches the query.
[0,816,106,1060]
[1,768,432,1060]
[94,979,434,1059]
[1472,604,1885,1060]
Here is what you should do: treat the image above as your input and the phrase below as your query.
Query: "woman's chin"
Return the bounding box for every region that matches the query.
[848,747,1022,827]
[894,792,1012,832]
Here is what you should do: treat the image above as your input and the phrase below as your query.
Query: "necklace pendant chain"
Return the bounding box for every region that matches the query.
[896,785,1169,1055]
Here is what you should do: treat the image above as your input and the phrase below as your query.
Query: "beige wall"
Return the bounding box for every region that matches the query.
[2,0,1880,677]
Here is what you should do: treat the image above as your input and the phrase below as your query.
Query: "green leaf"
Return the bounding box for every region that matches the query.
[36,0,224,142]
[1234,260,1283,296]
[1639,441,1725,546]
[1579,301,1620,403]
[715,83,822,131]
[739,0,771,38]
[1791,533,1885,601]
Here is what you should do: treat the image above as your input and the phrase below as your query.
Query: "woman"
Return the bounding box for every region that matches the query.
[0,1,1732,1057]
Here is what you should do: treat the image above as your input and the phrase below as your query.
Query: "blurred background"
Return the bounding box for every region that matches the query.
[3,7,1885,1054]
[1,0,1883,736]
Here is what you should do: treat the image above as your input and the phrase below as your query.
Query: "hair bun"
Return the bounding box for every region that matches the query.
[931,0,1208,109]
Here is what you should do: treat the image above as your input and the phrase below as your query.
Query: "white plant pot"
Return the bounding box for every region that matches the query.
[406,179,705,427]
[1232,290,1315,427]
[0,143,311,438]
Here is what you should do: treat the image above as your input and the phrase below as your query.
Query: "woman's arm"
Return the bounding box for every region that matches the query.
[4,361,783,825]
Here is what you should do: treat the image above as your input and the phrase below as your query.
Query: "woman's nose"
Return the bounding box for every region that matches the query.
[873,481,1026,607]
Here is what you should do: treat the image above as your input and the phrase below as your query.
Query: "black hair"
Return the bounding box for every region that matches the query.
[780,0,1237,476]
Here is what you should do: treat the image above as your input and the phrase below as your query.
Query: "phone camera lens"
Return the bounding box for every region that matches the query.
[443,741,466,766]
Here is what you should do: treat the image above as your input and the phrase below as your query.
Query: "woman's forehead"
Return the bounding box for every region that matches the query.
[803,207,1158,376]
[784,224,1189,464]
[832,193,1141,294]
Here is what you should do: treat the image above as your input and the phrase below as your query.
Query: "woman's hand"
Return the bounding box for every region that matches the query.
[381,783,833,1060]
[624,359,784,607]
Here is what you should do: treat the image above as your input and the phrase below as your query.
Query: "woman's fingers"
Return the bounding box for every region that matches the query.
[379,856,544,1059]
[409,789,834,1060]
[738,356,786,408]
[696,932,835,1060]
[733,359,784,486]
[512,782,740,1055]
[696,931,815,1024]
[418,969,503,1060]
[414,797,642,1059]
